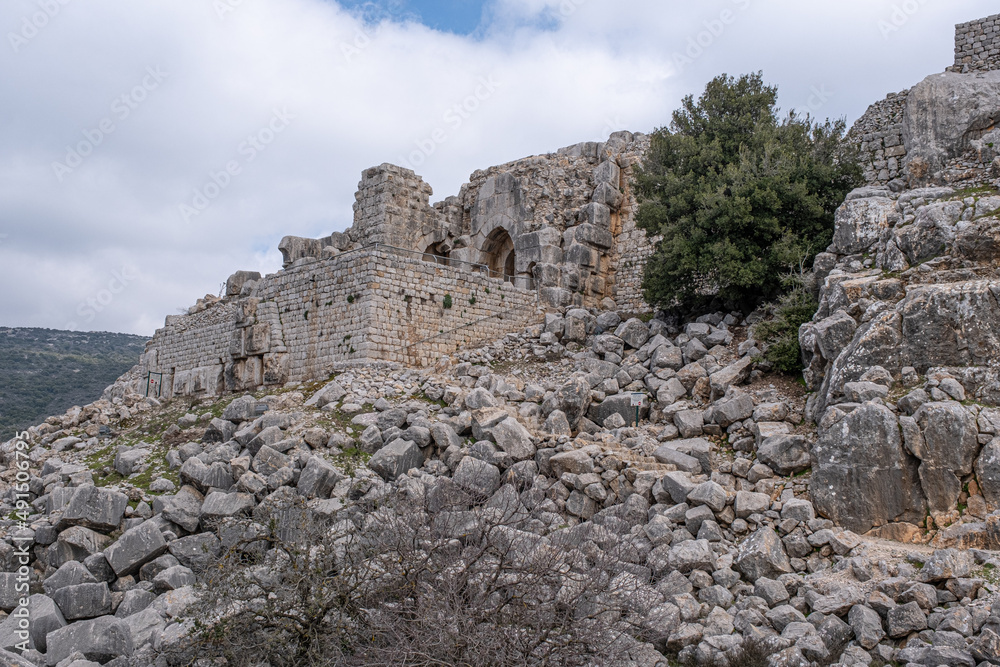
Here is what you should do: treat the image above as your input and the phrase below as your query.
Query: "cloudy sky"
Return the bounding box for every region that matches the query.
[0,0,993,336]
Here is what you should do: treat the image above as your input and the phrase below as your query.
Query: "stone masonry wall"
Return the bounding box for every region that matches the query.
[949,14,1000,73]
[363,248,540,365]
[846,92,908,185]
[139,247,541,397]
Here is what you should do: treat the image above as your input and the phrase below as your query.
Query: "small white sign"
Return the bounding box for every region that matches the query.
[630,392,644,407]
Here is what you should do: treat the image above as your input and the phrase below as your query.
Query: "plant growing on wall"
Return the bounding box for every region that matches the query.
[469,296,477,305]
[347,295,355,304]
[443,294,453,309]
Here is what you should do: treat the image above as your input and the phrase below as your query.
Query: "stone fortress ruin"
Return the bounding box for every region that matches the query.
[137,132,657,399]
[137,12,1000,403]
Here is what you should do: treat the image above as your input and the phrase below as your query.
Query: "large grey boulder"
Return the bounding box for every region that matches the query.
[975,437,1000,511]
[222,394,258,422]
[180,458,234,493]
[491,418,535,461]
[368,439,424,481]
[51,582,111,620]
[0,595,65,653]
[615,318,650,349]
[903,70,1000,177]
[304,380,346,408]
[42,561,96,596]
[588,393,649,428]
[55,486,128,533]
[46,526,110,569]
[200,492,255,531]
[811,402,925,533]
[544,377,592,428]
[908,401,980,513]
[157,486,204,533]
[104,521,169,578]
[297,456,345,499]
[45,616,134,665]
[548,450,594,477]
[848,604,884,649]
[832,196,898,254]
[734,528,792,581]
[708,357,754,400]
[452,457,501,497]
[123,607,166,650]
[168,533,221,571]
[757,435,811,476]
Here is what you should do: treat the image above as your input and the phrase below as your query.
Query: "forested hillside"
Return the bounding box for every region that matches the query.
[0,328,147,441]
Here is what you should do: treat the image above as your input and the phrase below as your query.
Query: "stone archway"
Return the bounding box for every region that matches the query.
[482,227,515,283]
[422,241,450,266]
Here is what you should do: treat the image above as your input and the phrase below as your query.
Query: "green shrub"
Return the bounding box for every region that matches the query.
[443,294,453,309]
[635,72,861,312]
[752,273,817,374]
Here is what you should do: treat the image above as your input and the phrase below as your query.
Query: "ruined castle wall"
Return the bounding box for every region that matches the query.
[362,249,540,365]
[846,92,909,185]
[141,302,240,398]
[950,14,1000,73]
[141,247,542,397]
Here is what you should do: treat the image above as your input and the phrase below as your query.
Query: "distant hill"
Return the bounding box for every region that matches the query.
[0,328,148,441]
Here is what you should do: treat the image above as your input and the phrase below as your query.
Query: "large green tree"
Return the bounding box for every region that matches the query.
[635,72,861,311]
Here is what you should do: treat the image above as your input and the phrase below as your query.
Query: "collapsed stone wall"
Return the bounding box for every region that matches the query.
[280,132,654,312]
[846,92,908,185]
[949,13,1000,73]
[136,247,540,398]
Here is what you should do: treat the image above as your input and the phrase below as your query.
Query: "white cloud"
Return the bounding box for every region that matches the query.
[0,0,995,335]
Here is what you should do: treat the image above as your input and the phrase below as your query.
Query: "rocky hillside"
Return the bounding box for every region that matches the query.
[0,329,147,442]
[0,297,996,666]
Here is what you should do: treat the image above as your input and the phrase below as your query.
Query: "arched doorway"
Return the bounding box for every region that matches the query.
[422,242,450,266]
[483,228,515,284]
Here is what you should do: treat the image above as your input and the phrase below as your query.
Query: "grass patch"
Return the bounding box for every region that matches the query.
[751,273,817,375]
[331,447,371,477]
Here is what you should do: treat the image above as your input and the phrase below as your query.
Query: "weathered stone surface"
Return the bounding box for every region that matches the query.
[368,439,424,481]
[546,378,592,428]
[304,380,346,408]
[757,435,810,475]
[452,457,501,498]
[56,486,128,533]
[848,604,884,649]
[733,528,792,581]
[491,418,535,461]
[587,393,649,428]
[223,394,258,422]
[46,527,110,569]
[104,521,169,578]
[904,69,1000,175]
[734,491,770,519]
[833,196,897,254]
[297,456,345,499]
[45,616,134,665]
[918,548,974,583]
[158,486,204,533]
[549,450,593,477]
[168,533,221,571]
[975,437,1000,511]
[910,401,980,513]
[200,492,255,531]
[811,402,925,533]
[708,357,754,400]
[615,318,650,349]
[180,458,234,493]
[665,539,716,574]
[885,601,927,637]
[51,582,111,621]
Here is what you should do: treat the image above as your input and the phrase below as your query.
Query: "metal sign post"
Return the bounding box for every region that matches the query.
[145,372,163,398]
[630,392,644,426]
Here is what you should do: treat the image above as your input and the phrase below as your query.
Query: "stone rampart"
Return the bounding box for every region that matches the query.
[949,14,1000,73]
[139,247,540,397]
